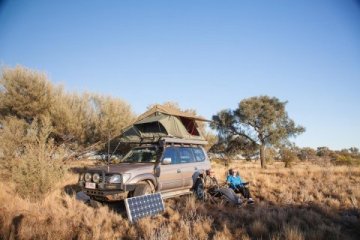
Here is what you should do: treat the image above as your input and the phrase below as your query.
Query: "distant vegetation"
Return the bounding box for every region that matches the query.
[210,96,360,168]
[211,96,305,168]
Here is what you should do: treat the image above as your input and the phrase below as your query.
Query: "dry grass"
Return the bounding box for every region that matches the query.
[1,161,359,240]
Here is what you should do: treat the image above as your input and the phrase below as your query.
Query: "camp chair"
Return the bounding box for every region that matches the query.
[193,174,242,206]
[226,169,252,202]
[226,169,249,189]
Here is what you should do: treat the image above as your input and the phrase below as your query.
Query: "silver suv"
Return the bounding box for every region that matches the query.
[78,137,211,201]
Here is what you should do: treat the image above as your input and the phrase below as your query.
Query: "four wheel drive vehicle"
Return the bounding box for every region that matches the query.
[78,137,211,202]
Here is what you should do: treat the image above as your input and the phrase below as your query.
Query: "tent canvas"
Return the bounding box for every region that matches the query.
[116,105,209,144]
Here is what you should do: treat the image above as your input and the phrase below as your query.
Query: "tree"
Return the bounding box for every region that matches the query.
[349,147,359,155]
[1,66,135,147]
[0,66,53,122]
[211,96,305,168]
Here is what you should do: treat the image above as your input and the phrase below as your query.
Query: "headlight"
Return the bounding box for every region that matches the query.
[109,174,121,184]
[92,173,100,183]
[84,173,92,182]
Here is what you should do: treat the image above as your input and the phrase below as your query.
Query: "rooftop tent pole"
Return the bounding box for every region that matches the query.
[157,118,162,134]
[191,122,196,135]
[185,119,192,134]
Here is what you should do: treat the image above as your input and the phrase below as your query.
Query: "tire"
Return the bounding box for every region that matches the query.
[88,199,102,208]
[193,178,205,200]
[133,182,153,197]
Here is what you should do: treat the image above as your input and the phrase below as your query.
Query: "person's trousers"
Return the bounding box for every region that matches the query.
[236,186,251,199]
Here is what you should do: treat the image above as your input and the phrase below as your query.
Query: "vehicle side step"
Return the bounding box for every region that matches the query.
[161,189,193,199]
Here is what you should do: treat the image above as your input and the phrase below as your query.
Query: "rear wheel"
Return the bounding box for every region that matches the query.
[133,181,154,197]
[193,177,206,200]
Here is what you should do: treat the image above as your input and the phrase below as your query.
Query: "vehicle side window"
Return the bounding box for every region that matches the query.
[178,147,195,163]
[162,147,179,164]
[192,147,205,162]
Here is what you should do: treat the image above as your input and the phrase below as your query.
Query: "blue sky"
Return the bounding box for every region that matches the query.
[1,0,359,150]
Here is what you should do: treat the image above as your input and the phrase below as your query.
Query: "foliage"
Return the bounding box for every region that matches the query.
[51,92,135,145]
[0,65,136,199]
[316,146,331,157]
[211,96,305,168]
[0,66,135,147]
[0,117,29,175]
[265,147,277,163]
[202,131,218,151]
[0,66,53,122]
[297,147,317,161]
[279,148,298,168]
[0,117,66,200]
[349,147,359,155]
[331,149,360,166]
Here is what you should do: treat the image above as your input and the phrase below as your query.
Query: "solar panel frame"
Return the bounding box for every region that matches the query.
[125,193,165,222]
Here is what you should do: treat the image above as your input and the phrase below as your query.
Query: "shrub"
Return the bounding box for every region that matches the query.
[0,66,53,122]
[49,88,136,147]
[1,66,135,148]
[297,147,317,161]
[0,117,66,200]
[265,147,278,163]
[0,117,29,176]
[280,148,298,168]
[332,152,360,166]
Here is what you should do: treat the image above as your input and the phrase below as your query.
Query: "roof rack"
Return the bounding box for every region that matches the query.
[121,136,208,147]
[160,137,208,146]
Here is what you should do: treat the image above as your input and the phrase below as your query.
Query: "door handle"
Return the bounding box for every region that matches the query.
[177,169,181,173]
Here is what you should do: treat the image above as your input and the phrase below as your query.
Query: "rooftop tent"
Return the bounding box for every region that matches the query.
[136,104,209,123]
[117,105,210,143]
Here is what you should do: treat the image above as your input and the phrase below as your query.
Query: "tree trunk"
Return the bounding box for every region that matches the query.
[260,144,266,168]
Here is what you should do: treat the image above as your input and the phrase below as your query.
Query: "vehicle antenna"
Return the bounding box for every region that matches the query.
[107,132,110,172]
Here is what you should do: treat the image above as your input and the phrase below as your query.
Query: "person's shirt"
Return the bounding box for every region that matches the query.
[204,175,219,189]
[226,174,245,187]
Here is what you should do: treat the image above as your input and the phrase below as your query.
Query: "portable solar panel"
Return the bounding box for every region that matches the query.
[125,193,165,222]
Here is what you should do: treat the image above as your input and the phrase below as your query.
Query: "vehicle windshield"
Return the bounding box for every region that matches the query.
[121,147,158,163]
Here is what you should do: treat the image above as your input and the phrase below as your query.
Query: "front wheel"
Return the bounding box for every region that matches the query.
[133,182,154,197]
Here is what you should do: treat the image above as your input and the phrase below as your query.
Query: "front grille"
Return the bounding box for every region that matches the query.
[86,190,104,196]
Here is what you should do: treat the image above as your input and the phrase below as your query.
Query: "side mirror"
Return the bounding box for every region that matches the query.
[162,157,172,165]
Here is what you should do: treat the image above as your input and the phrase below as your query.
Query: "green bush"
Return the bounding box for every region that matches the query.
[0,117,66,200]
[280,148,298,168]
[332,152,360,166]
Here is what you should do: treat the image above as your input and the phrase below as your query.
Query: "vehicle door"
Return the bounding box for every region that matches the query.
[177,147,206,188]
[157,147,183,191]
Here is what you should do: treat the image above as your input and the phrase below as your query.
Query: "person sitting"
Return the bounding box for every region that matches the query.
[202,169,242,206]
[227,168,254,204]
[203,169,220,195]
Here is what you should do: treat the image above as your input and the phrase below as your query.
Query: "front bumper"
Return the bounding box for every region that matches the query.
[78,180,137,201]
[84,189,127,201]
